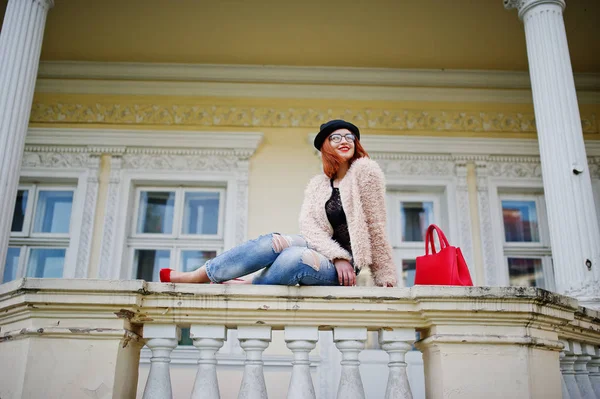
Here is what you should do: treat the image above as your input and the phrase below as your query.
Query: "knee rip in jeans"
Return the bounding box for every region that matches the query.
[271,234,306,253]
[301,248,321,271]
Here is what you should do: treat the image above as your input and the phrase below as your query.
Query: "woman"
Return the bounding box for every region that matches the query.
[160,119,397,287]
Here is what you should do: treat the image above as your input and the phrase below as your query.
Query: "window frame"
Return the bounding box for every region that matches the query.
[388,192,442,250]
[131,186,226,240]
[10,185,35,238]
[109,170,238,281]
[499,193,550,249]
[28,185,76,239]
[128,185,226,281]
[488,178,555,290]
[3,177,82,282]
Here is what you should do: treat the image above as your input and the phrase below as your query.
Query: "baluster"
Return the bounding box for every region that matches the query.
[334,327,367,399]
[285,326,318,399]
[379,328,415,399]
[585,346,600,398]
[570,341,596,399]
[561,351,572,399]
[190,325,227,399]
[561,340,583,399]
[142,324,181,399]
[238,326,272,399]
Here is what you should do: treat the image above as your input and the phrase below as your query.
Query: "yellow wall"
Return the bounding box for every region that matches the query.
[247,127,322,238]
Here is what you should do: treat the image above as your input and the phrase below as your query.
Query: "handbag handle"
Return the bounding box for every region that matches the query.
[425,224,451,255]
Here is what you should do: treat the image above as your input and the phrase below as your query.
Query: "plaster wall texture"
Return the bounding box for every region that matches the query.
[421,343,561,399]
[1,336,140,399]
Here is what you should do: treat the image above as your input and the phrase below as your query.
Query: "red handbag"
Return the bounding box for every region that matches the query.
[414,224,473,286]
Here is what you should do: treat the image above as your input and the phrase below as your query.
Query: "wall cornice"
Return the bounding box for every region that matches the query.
[25,128,263,152]
[36,61,600,91]
[37,79,569,104]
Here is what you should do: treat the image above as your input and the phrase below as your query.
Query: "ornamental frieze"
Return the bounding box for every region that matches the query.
[29,101,598,135]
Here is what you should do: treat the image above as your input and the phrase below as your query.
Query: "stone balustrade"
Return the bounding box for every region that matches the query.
[0,278,599,399]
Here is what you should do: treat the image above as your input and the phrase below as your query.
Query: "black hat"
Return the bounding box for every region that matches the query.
[314,119,360,150]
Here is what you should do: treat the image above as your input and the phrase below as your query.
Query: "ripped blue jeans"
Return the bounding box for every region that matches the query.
[205,233,339,286]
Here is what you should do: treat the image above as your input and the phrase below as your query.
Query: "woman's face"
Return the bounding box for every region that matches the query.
[328,128,355,161]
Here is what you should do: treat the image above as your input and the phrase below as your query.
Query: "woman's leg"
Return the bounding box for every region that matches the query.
[167,233,307,283]
[252,246,339,286]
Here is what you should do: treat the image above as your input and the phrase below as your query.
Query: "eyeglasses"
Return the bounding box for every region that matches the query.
[329,133,356,143]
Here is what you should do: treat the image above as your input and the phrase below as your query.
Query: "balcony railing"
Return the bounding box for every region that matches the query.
[0,278,599,399]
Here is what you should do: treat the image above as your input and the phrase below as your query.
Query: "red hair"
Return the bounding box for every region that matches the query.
[320,138,369,178]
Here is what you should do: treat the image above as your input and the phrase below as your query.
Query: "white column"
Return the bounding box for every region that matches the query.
[142,324,180,399]
[504,0,600,304]
[190,325,227,399]
[237,326,272,399]
[379,328,414,399]
[0,0,54,267]
[333,327,366,399]
[285,326,318,399]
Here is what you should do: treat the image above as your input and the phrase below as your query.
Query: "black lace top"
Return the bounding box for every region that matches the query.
[325,179,352,255]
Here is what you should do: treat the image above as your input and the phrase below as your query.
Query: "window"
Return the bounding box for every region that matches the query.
[499,194,553,289]
[387,192,442,287]
[3,185,75,283]
[128,187,225,281]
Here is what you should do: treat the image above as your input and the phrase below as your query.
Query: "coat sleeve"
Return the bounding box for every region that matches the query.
[299,178,353,262]
[357,160,398,287]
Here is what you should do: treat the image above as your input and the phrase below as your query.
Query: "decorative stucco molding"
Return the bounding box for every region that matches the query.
[21,148,91,169]
[29,101,599,135]
[485,156,543,178]
[121,152,240,171]
[98,156,123,280]
[74,155,101,278]
[454,160,476,278]
[589,157,600,179]
[371,153,456,177]
[474,161,498,286]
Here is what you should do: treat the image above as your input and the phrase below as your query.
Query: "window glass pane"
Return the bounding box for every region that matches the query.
[137,191,175,234]
[3,247,21,283]
[182,191,221,235]
[401,201,433,242]
[402,259,416,287]
[33,191,73,234]
[181,250,217,272]
[508,257,544,288]
[26,248,65,278]
[11,190,28,232]
[502,200,540,242]
[134,249,170,282]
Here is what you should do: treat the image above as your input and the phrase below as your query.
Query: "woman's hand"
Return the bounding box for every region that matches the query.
[334,259,356,286]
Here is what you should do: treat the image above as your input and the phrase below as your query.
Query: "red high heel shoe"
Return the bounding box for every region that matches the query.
[159,268,173,283]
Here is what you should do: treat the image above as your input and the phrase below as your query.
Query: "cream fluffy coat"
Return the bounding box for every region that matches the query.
[299,157,397,287]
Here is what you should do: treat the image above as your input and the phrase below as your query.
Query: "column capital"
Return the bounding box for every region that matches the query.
[34,0,55,10]
[504,0,565,19]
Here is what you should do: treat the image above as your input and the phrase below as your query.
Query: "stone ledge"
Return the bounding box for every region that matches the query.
[1,279,596,346]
